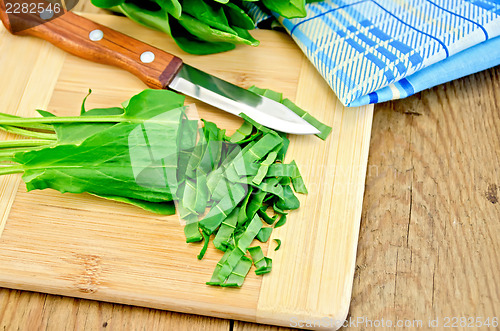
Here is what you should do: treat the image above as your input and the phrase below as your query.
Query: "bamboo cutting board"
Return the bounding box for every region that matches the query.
[0,13,373,330]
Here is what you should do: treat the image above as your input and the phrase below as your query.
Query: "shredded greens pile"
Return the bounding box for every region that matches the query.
[90,0,309,54]
[0,88,331,287]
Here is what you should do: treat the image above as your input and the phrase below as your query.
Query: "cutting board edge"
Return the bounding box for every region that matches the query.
[255,307,349,331]
[0,175,21,240]
[255,105,374,331]
[0,275,259,323]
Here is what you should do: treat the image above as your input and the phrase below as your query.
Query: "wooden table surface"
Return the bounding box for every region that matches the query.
[1,2,499,330]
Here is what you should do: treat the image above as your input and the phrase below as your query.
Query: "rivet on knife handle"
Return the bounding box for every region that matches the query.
[0,4,183,89]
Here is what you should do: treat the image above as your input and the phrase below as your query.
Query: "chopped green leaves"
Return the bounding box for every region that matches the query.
[213,208,239,250]
[184,214,203,243]
[274,239,282,251]
[229,121,253,143]
[253,151,277,185]
[256,227,273,242]
[258,208,278,225]
[248,246,266,269]
[197,230,210,259]
[181,106,311,287]
[220,256,253,287]
[249,86,332,141]
[199,184,247,234]
[255,257,272,275]
[274,214,287,228]
[290,160,308,194]
[282,98,332,140]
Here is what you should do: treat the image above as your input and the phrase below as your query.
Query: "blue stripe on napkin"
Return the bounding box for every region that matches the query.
[248,0,500,106]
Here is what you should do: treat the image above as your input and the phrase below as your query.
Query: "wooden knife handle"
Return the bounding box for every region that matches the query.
[0,3,183,89]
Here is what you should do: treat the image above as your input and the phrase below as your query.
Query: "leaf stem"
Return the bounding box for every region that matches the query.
[0,165,24,176]
[0,113,55,130]
[0,139,54,148]
[0,125,56,140]
[0,115,126,125]
[0,147,40,158]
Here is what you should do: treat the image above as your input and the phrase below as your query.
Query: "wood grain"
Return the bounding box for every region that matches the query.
[0,26,66,239]
[0,289,229,331]
[350,66,500,329]
[2,9,184,89]
[0,12,372,331]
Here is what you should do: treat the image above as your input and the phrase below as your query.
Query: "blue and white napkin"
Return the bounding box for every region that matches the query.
[248,0,500,107]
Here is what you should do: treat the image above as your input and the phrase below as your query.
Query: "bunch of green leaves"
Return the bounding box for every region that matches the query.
[0,89,188,215]
[90,0,309,54]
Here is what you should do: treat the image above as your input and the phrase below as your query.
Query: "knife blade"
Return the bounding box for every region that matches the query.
[169,64,320,134]
[0,4,320,135]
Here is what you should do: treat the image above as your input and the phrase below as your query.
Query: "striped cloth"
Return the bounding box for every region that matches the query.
[248,0,500,107]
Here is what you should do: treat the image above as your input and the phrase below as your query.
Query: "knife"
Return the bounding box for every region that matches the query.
[0,4,320,135]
